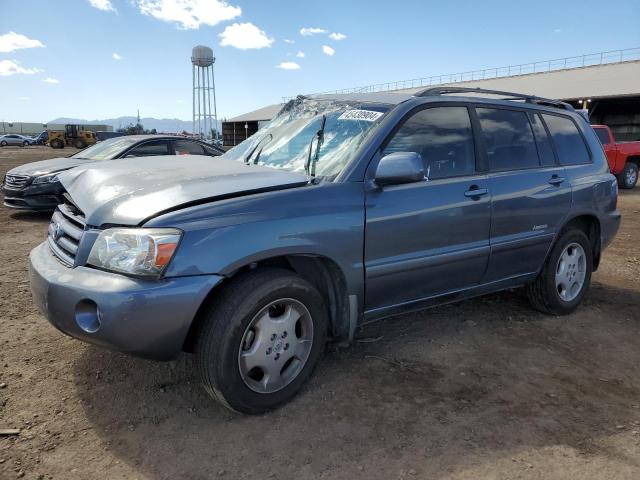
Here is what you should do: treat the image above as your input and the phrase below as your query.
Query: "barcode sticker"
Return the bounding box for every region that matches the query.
[338,109,384,122]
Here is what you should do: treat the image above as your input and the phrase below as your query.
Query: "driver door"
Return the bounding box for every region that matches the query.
[364,105,491,312]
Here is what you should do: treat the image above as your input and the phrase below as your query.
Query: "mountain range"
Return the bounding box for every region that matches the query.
[48,117,222,134]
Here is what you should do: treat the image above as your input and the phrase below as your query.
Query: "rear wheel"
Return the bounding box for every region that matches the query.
[73,139,85,149]
[0,140,7,147]
[50,139,64,149]
[527,229,593,315]
[195,269,328,414]
[22,140,29,147]
[618,162,638,189]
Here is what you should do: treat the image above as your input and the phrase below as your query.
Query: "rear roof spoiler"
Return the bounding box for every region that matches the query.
[414,87,575,111]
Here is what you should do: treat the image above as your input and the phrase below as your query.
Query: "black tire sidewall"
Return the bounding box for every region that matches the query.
[542,230,593,314]
[0,141,6,147]
[198,271,328,413]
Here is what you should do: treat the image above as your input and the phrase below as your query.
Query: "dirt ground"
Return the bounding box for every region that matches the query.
[1,146,639,480]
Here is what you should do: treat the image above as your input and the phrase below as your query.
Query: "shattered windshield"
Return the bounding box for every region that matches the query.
[222,97,390,179]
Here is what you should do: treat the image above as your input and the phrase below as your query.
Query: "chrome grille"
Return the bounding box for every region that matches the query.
[47,197,86,266]
[4,174,30,190]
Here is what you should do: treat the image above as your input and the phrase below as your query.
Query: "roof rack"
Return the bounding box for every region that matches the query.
[414,87,574,111]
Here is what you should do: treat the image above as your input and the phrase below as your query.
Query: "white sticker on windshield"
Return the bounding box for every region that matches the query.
[338,109,384,122]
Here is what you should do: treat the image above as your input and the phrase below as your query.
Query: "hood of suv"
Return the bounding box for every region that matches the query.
[59,155,309,226]
[9,157,92,177]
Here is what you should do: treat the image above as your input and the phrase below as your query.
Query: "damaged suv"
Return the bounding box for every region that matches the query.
[29,88,620,413]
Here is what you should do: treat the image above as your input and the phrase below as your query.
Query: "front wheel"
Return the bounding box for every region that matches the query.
[195,269,328,414]
[0,141,7,147]
[22,140,29,147]
[527,229,593,315]
[618,162,638,189]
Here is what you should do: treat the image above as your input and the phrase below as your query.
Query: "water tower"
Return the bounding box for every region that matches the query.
[191,45,218,139]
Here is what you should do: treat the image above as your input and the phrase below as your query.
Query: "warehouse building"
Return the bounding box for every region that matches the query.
[223,47,640,146]
[221,104,282,147]
[0,122,113,136]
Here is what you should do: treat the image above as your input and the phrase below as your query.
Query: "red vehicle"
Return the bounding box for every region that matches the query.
[592,125,640,189]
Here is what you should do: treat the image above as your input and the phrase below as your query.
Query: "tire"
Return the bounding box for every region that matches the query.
[73,139,85,149]
[527,229,593,315]
[195,268,328,414]
[0,141,7,147]
[51,139,64,149]
[617,162,638,189]
[22,140,29,147]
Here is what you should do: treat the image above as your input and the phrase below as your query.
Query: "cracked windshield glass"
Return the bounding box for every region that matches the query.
[222,98,390,178]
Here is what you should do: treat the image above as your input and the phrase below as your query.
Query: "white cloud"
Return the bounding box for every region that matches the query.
[0,60,43,76]
[19,96,30,101]
[112,52,122,60]
[219,23,274,50]
[300,27,327,36]
[295,51,305,58]
[322,45,335,56]
[553,28,563,33]
[283,39,295,44]
[0,32,45,53]
[88,0,117,12]
[328,32,347,41]
[135,0,241,29]
[276,62,300,70]
[43,77,60,84]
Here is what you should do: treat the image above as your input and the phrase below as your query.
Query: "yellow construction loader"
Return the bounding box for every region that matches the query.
[47,124,97,149]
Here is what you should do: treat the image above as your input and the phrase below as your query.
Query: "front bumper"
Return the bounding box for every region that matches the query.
[29,242,224,360]
[2,184,61,210]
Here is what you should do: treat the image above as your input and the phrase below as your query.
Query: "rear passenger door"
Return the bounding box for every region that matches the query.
[125,140,171,157]
[477,107,571,282]
[172,139,207,156]
[364,106,491,312]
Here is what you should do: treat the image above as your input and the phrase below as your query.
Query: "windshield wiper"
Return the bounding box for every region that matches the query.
[244,133,273,165]
[305,114,326,178]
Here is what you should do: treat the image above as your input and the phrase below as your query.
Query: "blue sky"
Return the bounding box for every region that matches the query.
[1,0,639,124]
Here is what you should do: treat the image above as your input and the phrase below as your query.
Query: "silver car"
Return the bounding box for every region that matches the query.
[0,134,34,147]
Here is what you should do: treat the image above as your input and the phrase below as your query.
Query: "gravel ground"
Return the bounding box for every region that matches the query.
[1,146,639,480]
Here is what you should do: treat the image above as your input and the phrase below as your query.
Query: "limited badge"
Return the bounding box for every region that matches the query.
[338,109,384,122]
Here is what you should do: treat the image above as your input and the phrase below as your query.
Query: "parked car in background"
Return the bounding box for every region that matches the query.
[592,125,640,189]
[0,134,35,147]
[32,131,49,145]
[29,89,620,414]
[2,135,224,210]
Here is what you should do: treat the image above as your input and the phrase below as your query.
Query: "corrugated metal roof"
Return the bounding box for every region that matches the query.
[396,60,640,100]
[226,104,284,123]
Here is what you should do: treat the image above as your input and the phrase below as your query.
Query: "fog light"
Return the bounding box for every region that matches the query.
[75,300,101,333]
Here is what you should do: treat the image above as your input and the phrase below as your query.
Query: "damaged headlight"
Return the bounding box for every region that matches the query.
[87,228,182,277]
[32,173,59,184]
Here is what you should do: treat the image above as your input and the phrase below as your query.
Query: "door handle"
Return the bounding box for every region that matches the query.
[464,186,488,198]
[548,175,565,186]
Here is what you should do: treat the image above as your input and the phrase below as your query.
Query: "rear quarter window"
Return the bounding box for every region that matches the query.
[542,114,591,165]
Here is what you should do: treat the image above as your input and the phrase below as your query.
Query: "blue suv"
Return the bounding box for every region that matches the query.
[29,88,620,413]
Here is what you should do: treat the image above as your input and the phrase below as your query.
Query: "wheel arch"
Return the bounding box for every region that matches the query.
[557,214,602,270]
[182,254,351,353]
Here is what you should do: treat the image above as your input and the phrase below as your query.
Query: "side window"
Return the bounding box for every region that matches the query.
[383,106,475,179]
[594,128,610,145]
[476,108,539,171]
[173,140,206,155]
[542,114,591,165]
[529,113,556,166]
[127,140,170,157]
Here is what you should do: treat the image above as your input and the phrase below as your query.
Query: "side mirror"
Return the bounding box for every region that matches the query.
[375,152,425,186]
